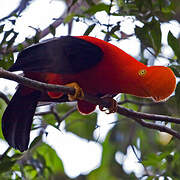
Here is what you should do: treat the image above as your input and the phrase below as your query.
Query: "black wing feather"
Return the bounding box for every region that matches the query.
[2,87,41,152]
[9,36,103,74]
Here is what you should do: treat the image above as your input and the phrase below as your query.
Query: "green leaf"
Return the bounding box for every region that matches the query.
[43,113,57,128]
[175,82,180,107]
[149,18,162,54]
[29,134,43,150]
[168,31,180,62]
[146,176,155,180]
[120,94,139,111]
[101,132,116,167]
[135,25,152,49]
[65,111,97,140]
[34,143,64,174]
[0,155,16,173]
[0,24,5,33]
[17,43,24,52]
[135,0,143,10]
[110,120,133,154]
[88,133,117,180]
[0,52,14,69]
[85,3,109,14]
[0,99,8,139]
[64,13,75,23]
[84,24,96,35]
[169,65,180,77]
[37,152,47,169]
[135,18,162,54]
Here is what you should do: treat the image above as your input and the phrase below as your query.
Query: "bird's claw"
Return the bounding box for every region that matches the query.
[99,97,118,114]
[65,82,84,101]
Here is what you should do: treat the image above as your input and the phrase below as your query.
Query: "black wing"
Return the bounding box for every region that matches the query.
[2,86,41,152]
[9,36,104,74]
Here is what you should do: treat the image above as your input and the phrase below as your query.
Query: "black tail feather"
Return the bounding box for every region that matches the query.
[2,86,41,152]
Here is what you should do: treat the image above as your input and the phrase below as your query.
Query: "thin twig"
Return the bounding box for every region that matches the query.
[104,0,113,42]
[50,104,62,125]
[57,106,77,126]
[117,106,180,124]
[118,99,164,106]
[35,110,52,116]
[132,117,180,139]
[146,48,175,61]
[35,104,77,126]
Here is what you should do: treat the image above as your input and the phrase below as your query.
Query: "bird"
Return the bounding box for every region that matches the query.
[2,35,176,152]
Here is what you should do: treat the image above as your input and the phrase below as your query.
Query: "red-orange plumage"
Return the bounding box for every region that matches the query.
[2,36,176,151]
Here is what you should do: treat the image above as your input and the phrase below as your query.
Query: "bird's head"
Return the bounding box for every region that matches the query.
[136,66,176,102]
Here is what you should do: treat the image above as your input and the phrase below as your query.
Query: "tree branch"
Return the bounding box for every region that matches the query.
[0,68,180,139]
[0,68,75,95]
[57,106,77,127]
[132,117,180,139]
[118,98,164,106]
[1,12,66,54]
[116,106,180,124]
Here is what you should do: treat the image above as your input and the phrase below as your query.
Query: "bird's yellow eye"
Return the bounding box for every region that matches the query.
[138,69,147,77]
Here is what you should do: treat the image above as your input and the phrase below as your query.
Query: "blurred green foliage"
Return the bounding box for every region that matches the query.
[0,0,180,179]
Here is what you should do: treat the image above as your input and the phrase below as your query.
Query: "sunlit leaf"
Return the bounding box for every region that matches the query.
[168,31,180,61]
[64,13,75,23]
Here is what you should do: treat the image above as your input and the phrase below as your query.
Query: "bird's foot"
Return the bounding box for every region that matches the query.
[99,97,118,114]
[65,82,84,101]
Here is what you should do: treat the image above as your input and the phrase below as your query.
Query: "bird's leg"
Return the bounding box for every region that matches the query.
[65,82,84,101]
[99,97,118,114]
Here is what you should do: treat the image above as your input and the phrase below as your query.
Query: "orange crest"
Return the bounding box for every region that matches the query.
[142,66,176,102]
